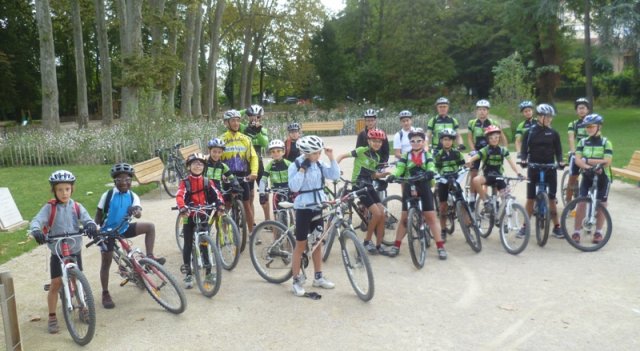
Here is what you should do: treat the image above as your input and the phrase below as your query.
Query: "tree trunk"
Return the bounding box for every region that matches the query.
[205,0,226,119]
[118,0,143,121]
[180,5,196,117]
[35,0,60,129]
[191,4,204,118]
[150,0,166,119]
[72,0,89,129]
[583,0,594,108]
[239,25,252,108]
[533,21,562,103]
[167,1,178,115]
[94,0,113,126]
[245,34,261,106]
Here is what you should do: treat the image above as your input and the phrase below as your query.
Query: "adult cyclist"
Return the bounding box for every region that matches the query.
[426,97,465,152]
[240,104,269,224]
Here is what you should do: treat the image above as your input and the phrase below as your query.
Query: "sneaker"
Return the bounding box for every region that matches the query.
[387,246,399,257]
[204,273,216,286]
[592,233,603,244]
[437,248,448,260]
[102,291,115,309]
[180,264,191,275]
[148,255,166,265]
[571,233,581,243]
[516,226,527,238]
[184,275,194,289]
[48,316,59,334]
[377,246,388,255]
[364,241,378,255]
[552,226,564,239]
[292,280,305,297]
[312,277,335,289]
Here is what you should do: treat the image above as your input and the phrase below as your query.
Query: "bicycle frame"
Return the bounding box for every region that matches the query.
[48,233,87,312]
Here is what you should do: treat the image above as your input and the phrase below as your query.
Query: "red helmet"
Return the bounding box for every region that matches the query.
[367,128,386,140]
[484,125,501,136]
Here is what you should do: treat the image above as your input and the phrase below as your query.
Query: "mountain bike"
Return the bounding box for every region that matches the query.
[560,152,580,206]
[156,143,187,198]
[87,218,187,313]
[265,187,295,227]
[249,188,375,302]
[475,175,530,255]
[528,163,561,247]
[560,164,612,252]
[44,231,95,346]
[218,179,249,253]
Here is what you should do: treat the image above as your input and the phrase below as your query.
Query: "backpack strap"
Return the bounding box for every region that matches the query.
[295,159,325,194]
[103,189,115,218]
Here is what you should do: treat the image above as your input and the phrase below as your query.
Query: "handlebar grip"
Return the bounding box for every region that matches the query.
[171,206,179,210]
[85,239,97,248]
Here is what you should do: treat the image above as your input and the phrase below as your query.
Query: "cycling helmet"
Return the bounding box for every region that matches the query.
[49,170,76,185]
[223,109,241,120]
[583,113,603,125]
[519,100,534,111]
[574,97,590,110]
[296,135,324,154]
[207,138,225,150]
[484,125,502,136]
[363,109,377,118]
[435,97,450,106]
[536,103,556,116]
[408,128,426,140]
[186,153,207,166]
[439,128,457,140]
[476,99,491,108]
[398,110,413,120]
[268,139,286,151]
[367,128,386,140]
[110,163,135,178]
[287,122,301,131]
[246,104,264,116]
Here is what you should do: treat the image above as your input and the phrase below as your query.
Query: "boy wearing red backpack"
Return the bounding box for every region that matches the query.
[29,170,97,334]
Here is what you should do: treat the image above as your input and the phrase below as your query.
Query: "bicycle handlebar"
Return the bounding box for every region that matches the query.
[46,231,86,243]
[85,217,133,248]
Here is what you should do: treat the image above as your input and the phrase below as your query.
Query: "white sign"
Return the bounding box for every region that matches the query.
[0,188,28,232]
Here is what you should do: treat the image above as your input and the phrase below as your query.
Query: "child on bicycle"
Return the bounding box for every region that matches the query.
[433,128,466,241]
[29,170,97,334]
[386,128,447,259]
[514,100,536,157]
[258,139,292,221]
[94,163,165,309]
[336,128,390,255]
[285,122,302,162]
[572,113,613,244]
[288,135,340,297]
[466,126,524,213]
[205,138,242,194]
[565,98,591,203]
[176,153,225,289]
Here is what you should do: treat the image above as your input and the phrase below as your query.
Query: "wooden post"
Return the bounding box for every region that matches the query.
[1,272,22,350]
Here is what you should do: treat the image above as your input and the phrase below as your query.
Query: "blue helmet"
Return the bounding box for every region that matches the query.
[207,138,225,150]
[583,113,603,125]
[519,100,534,112]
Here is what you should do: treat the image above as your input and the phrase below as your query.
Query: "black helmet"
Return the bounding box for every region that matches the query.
[110,163,135,178]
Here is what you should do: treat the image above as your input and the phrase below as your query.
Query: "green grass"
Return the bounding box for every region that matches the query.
[0,165,158,264]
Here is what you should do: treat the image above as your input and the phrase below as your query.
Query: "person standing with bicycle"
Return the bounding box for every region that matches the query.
[241,105,270,225]
[284,122,302,162]
[205,138,243,193]
[258,139,292,220]
[288,135,339,297]
[426,97,465,152]
[176,153,225,289]
[565,98,591,204]
[393,110,416,159]
[520,104,565,238]
[433,128,466,241]
[29,170,97,334]
[514,100,536,157]
[356,109,390,164]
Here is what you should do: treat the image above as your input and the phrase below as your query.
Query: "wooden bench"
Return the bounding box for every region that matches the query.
[303,121,344,134]
[132,157,164,185]
[612,150,640,182]
[179,143,202,160]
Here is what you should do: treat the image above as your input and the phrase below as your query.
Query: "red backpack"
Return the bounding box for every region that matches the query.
[44,199,80,234]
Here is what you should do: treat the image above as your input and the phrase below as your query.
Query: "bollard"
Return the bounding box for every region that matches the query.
[1,272,22,351]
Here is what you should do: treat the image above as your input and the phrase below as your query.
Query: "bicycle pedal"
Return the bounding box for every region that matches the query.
[43,283,50,291]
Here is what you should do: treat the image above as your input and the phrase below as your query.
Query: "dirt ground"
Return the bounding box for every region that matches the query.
[2,135,639,350]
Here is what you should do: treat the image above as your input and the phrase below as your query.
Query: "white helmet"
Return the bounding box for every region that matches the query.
[246,104,264,116]
[49,170,76,185]
[268,139,285,151]
[223,109,241,120]
[296,135,324,154]
[476,99,491,108]
[398,110,412,119]
[536,103,556,116]
[363,109,377,117]
[435,97,450,106]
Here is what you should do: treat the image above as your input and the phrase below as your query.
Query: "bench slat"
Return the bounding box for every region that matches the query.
[179,144,202,160]
[132,157,164,185]
[303,121,344,132]
[612,167,640,181]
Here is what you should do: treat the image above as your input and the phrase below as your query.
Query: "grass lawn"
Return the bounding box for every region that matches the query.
[0,165,158,264]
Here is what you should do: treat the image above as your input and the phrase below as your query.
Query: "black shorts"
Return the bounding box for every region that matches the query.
[470,159,481,171]
[527,167,558,200]
[352,184,381,208]
[402,181,435,211]
[101,223,138,253]
[580,172,610,201]
[50,253,83,279]
[236,178,251,201]
[436,183,450,203]
[484,175,507,191]
[294,209,323,241]
[254,158,265,187]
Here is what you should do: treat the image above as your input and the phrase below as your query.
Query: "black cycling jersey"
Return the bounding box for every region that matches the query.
[520,124,563,164]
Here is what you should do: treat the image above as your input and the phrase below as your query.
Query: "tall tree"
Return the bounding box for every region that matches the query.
[180,3,197,117]
[71,0,89,128]
[191,3,204,118]
[149,0,167,118]
[205,0,226,119]
[166,1,179,115]
[94,0,114,125]
[117,0,143,121]
[35,0,60,129]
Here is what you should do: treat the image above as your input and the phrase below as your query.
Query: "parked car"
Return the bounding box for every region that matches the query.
[262,97,276,104]
[312,95,325,102]
[283,96,298,104]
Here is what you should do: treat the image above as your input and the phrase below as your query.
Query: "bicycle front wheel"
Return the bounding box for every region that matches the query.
[250,220,294,283]
[340,229,374,302]
[560,169,570,206]
[457,202,482,253]
[381,195,402,246]
[231,198,248,253]
[322,220,338,262]
[406,208,427,269]
[60,267,95,346]
[499,202,530,255]
[561,197,612,252]
[215,215,241,270]
[175,214,185,252]
[138,258,187,314]
[475,200,495,238]
[193,235,222,297]
[535,192,551,247]
[162,166,180,197]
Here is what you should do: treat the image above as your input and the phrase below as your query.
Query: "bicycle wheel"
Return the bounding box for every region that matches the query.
[499,202,530,255]
[231,198,248,253]
[457,202,482,253]
[215,215,241,270]
[193,235,222,297]
[162,166,180,197]
[475,200,494,238]
[339,229,374,302]
[138,257,187,314]
[276,210,289,227]
[406,208,427,269]
[535,192,551,247]
[322,219,337,262]
[175,214,184,252]
[381,195,402,246]
[60,267,95,346]
[250,220,294,283]
[434,193,455,237]
[561,197,612,252]
[560,169,570,206]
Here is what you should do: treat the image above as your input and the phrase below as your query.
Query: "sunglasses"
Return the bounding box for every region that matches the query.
[410,139,424,144]
[115,177,132,183]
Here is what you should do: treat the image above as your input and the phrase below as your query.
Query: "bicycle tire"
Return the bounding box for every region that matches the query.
[456,202,482,253]
[230,198,249,253]
[175,214,184,252]
[322,219,337,262]
[193,235,223,297]
[215,215,241,270]
[60,267,95,346]
[381,195,402,246]
[560,169,570,206]
[340,229,375,302]
[561,197,612,252]
[138,258,187,314]
[162,166,180,197]
[535,192,551,247]
[249,220,294,283]
[499,202,530,255]
[406,208,427,269]
[475,200,495,238]
[434,193,455,237]
[276,210,289,227]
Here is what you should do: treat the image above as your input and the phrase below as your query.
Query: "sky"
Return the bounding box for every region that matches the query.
[320,0,345,15]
